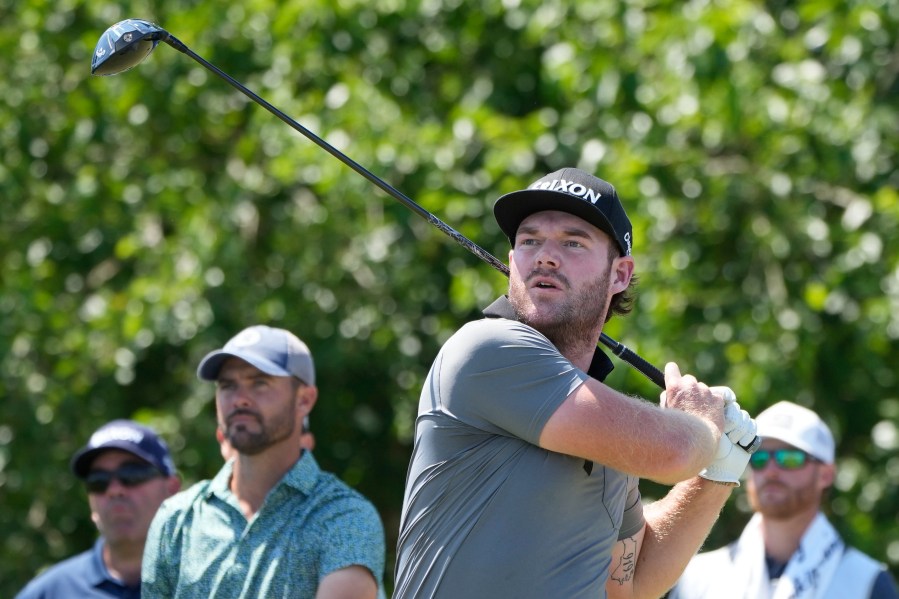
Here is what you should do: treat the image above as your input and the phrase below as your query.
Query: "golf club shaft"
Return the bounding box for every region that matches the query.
[163,36,508,276]
[162,34,667,390]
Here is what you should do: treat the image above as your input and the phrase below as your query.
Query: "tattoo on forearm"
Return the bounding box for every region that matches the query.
[610,537,637,585]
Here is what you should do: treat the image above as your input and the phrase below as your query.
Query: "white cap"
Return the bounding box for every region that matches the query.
[756,401,835,464]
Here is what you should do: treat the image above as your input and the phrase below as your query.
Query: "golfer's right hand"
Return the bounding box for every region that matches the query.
[710,386,760,453]
[660,362,725,433]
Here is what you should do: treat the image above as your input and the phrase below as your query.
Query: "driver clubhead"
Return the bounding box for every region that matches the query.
[92,19,168,76]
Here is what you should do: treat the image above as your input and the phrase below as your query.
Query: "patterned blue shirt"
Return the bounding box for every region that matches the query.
[142,452,385,598]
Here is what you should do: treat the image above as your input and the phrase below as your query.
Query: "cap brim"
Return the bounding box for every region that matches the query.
[493,189,619,248]
[70,444,158,478]
[196,350,292,381]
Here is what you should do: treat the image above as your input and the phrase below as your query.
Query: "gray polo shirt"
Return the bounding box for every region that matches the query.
[394,297,644,599]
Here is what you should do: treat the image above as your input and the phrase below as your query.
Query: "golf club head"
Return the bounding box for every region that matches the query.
[92,19,169,76]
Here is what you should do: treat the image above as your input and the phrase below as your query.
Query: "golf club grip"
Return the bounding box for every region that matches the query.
[598,334,665,389]
[599,333,761,453]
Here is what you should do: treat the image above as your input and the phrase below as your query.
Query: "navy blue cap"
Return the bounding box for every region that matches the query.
[71,419,176,478]
[493,168,633,256]
[196,325,315,385]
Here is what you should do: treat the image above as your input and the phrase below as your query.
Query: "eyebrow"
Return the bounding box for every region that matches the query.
[517,223,596,241]
[216,371,272,385]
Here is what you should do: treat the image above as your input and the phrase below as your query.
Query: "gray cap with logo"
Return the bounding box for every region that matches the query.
[197,325,316,386]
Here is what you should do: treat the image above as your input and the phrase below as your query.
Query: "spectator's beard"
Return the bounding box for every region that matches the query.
[747,474,824,521]
[225,405,297,456]
[509,268,611,358]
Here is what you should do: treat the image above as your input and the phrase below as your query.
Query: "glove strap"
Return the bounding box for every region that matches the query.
[704,478,739,487]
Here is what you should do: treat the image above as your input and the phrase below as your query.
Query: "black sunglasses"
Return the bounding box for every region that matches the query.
[85,463,163,494]
[749,449,816,471]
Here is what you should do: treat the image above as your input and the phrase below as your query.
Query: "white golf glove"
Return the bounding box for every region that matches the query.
[712,386,758,449]
[699,387,758,486]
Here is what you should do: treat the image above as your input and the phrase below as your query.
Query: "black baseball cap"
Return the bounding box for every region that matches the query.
[493,168,633,256]
[71,419,176,478]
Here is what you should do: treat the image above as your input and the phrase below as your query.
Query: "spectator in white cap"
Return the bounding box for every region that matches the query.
[16,420,181,599]
[141,325,386,599]
[669,400,898,599]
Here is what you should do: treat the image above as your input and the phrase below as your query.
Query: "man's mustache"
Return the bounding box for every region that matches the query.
[759,480,789,493]
[226,409,262,425]
[527,268,569,288]
[106,497,135,509]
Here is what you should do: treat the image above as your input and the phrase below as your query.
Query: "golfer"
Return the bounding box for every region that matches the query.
[394,168,757,599]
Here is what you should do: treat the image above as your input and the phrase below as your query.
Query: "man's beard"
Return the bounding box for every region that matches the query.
[225,405,297,456]
[509,267,611,357]
[748,476,822,521]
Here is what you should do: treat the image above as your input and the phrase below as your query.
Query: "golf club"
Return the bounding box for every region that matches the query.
[92,19,759,453]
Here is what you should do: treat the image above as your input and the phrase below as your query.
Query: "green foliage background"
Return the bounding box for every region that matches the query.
[2,0,897,595]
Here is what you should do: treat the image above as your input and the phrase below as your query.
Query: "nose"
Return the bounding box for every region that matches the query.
[221,382,254,407]
[534,241,561,268]
[753,457,781,475]
[234,385,253,404]
[104,477,128,496]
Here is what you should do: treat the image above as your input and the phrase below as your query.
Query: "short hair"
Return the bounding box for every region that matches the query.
[607,276,637,322]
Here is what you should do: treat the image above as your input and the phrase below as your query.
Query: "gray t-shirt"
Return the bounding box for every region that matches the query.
[394,299,645,599]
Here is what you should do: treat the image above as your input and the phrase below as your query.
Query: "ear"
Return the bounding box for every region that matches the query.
[296,384,318,419]
[818,462,836,489]
[166,475,182,495]
[609,256,634,295]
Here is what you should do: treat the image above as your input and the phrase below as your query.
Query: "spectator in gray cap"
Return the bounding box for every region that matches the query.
[16,420,181,599]
[141,325,386,599]
[669,400,898,599]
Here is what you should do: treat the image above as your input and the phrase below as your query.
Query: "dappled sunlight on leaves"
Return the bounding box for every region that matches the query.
[1,0,897,593]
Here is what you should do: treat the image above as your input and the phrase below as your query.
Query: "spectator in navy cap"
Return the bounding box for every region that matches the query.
[142,325,386,599]
[16,420,181,599]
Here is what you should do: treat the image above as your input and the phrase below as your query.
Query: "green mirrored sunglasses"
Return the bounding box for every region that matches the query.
[749,448,816,471]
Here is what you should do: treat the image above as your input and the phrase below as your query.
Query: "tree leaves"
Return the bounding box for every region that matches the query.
[2,0,897,593]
